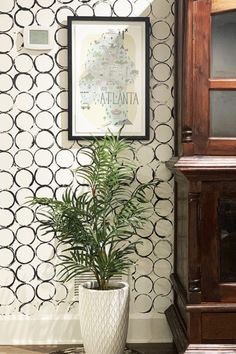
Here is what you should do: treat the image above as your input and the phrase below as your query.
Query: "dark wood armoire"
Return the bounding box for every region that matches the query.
[165,1,236,353]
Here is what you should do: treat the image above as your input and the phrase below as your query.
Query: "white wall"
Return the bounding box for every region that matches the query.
[0,0,174,344]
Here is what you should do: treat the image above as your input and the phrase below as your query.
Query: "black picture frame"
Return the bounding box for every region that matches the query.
[68,16,150,140]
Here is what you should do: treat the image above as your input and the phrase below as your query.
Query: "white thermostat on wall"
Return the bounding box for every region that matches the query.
[23,26,53,50]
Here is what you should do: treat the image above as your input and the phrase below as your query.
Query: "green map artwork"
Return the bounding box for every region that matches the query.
[79,28,139,126]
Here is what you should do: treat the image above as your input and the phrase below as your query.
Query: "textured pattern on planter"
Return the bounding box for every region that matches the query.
[79,282,129,354]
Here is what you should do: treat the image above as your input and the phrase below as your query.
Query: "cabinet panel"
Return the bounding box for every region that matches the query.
[200,187,220,301]
[201,182,236,301]
[202,313,236,340]
[212,0,236,14]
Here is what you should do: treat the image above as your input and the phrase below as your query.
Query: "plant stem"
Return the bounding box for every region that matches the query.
[93,268,101,289]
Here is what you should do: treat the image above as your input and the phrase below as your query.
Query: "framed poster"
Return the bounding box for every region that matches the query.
[68,16,150,140]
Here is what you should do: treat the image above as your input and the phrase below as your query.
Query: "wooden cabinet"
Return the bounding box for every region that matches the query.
[166,1,236,352]
[177,0,236,156]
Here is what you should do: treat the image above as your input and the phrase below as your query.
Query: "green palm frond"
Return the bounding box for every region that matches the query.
[30,131,160,290]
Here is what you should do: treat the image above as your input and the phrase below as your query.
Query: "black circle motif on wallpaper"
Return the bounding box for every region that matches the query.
[0,0,174,316]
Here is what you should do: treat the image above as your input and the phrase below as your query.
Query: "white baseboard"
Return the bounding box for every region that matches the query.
[0,314,172,345]
[128,314,172,343]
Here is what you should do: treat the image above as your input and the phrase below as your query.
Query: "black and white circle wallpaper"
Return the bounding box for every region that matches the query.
[0,0,174,323]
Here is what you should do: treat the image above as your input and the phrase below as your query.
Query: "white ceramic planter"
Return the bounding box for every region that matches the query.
[79,281,129,354]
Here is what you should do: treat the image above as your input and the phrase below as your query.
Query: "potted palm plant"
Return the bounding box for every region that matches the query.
[30,132,158,354]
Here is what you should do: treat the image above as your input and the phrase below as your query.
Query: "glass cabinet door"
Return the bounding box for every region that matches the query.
[201,182,236,302]
[211,11,236,78]
[192,0,236,154]
[210,90,236,137]
[218,198,236,282]
[210,10,236,138]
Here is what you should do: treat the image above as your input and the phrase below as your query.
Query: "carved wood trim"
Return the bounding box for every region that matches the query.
[212,0,236,14]
[182,127,193,143]
[166,305,236,353]
[171,273,187,305]
[165,304,188,354]
[188,279,201,293]
[209,78,236,89]
[188,193,201,301]
[175,156,236,170]
[185,344,236,353]
[187,302,236,312]
[192,0,211,154]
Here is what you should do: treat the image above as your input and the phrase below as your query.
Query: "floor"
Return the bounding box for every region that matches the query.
[0,344,177,354]
[129,343,177,353]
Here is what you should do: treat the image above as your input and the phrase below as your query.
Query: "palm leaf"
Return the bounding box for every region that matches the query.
[30,131,160,289]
